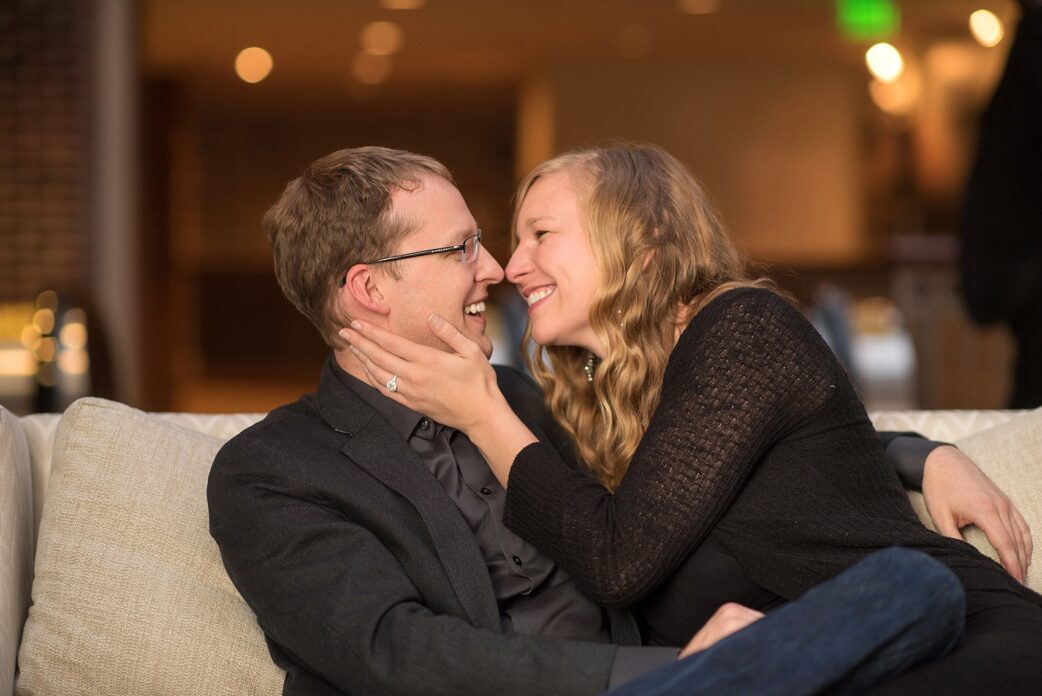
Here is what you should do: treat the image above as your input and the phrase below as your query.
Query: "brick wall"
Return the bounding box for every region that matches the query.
[0,0,93,302]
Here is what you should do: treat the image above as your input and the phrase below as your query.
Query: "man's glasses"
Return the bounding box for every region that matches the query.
[338,230,482,287]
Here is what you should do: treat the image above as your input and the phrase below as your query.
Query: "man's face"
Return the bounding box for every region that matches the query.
[379,174,504,358]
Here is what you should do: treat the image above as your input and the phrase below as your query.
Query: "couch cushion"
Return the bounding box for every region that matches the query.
[906,406,1042,593]
[15,398,283,696]
[1,407,34,696]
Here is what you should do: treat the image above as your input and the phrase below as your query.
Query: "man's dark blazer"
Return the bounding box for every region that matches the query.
[207,357,637,696]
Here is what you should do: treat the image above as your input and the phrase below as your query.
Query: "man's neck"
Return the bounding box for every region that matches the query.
[333,349,371,385]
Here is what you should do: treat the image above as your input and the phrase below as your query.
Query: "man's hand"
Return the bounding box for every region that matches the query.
[922,445,1033,582]
[678,603,764,659]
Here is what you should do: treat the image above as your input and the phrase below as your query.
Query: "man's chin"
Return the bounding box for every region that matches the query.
[472,333,494,360]
[459,318,493,359]
[464,330,494,359]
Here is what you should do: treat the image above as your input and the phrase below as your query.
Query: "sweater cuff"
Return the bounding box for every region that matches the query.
[609,647,680,690]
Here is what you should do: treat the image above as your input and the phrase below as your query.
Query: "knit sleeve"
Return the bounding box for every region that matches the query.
[503,288,839,607]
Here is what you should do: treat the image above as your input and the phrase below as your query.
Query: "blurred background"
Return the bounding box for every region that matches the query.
[0,0,1028,414]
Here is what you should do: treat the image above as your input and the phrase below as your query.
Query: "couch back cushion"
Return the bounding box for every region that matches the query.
[15,398,282,695]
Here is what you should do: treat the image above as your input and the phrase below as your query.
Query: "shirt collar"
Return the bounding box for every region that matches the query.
[332,360,437,441]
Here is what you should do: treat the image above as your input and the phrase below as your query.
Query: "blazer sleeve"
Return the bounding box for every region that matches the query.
[207,432,617,696]
[876,432,949,490]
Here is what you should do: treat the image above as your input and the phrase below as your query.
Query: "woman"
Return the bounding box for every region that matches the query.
[343,143,1042,691]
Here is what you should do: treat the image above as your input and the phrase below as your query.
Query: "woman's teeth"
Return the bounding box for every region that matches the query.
[525,287,555,305]
[464,301,486,316]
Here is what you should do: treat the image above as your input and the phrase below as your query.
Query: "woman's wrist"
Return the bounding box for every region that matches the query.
[467,394,538,487]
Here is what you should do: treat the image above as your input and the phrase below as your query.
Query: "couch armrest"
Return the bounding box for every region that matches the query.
[1,407,35,696]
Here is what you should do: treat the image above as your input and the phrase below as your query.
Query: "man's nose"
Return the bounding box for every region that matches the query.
[476,245,505,284]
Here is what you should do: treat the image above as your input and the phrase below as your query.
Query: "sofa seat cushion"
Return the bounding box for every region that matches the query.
[15,398,282,696]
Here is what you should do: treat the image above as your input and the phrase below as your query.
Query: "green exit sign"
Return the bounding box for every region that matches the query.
[836,0,900,40]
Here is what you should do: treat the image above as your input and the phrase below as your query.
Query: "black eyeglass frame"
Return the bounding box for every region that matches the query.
[338,229,482,287]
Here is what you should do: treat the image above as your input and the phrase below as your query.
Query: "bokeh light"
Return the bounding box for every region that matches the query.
[60,322,88,350]
[361,21,404,56]
[865,42,904,83]
[235,47,274,83]
[969,10,1004,48]
[32,308,55,334]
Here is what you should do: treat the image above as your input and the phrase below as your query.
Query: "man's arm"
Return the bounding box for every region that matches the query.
[878,431,944,490]
[878,430,1032,582]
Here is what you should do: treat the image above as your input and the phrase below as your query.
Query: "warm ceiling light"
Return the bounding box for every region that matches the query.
[235,47,274,83]
[379,0,425,8]
[352,52,393,85]
[969,9,1004,47]
[676,0,720,14]
[865,42,904,83]
[360,21,404,56]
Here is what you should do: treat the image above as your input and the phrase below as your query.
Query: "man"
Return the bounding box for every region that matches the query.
[208,146,1028,695]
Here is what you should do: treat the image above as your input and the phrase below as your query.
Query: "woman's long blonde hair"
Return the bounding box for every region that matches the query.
[515,143,769,491]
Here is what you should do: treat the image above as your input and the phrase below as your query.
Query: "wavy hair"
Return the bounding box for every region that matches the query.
[515,143,770,490]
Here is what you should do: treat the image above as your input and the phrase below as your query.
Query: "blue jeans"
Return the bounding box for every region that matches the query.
[607,547,965,696]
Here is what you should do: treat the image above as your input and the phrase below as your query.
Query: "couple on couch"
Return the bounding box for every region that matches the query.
[208,143,1042,696]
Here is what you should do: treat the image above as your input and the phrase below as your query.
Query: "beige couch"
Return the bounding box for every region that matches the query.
[1,397,1041,696]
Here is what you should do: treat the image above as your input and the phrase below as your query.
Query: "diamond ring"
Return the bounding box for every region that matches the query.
[386,375,399,393]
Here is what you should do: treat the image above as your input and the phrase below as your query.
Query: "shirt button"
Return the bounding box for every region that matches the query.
[480,487,492,495]
[512,555,523,566]
[418,417,431,430]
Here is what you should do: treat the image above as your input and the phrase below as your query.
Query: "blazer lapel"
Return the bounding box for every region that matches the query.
[316,357,501,632]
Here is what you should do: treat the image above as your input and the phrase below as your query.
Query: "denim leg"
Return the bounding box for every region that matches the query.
[606,547,965,696]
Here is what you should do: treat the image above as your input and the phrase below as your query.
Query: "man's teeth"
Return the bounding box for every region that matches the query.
[526,287,555,306]
[464,301,486,316]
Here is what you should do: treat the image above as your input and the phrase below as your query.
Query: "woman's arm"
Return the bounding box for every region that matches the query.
[504,288,839,607]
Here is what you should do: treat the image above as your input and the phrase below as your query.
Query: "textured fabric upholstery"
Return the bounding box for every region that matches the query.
[14,399,281,696]
[0,408,33,696]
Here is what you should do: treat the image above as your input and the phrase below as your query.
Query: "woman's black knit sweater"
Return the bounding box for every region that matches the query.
[504,288,1041,641]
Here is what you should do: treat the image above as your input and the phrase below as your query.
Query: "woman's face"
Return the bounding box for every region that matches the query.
[506,170,606,357]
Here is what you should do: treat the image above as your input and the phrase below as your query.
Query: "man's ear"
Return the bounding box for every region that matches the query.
[341,264,391,317]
